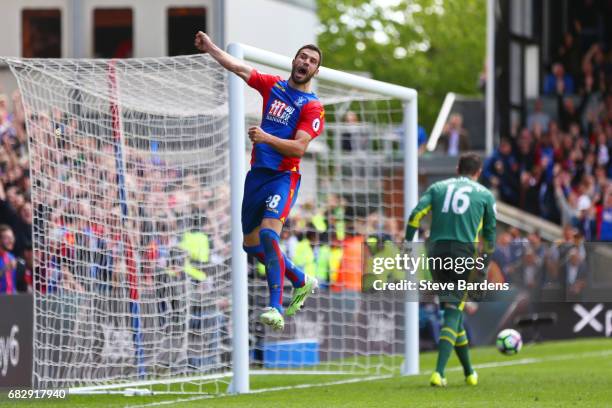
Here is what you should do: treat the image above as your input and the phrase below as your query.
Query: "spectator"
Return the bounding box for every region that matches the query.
[0,94,10,126]
[536,130,556,179]
[521,231,547,289]
[332,218,366,292]
[0,224,17,294]
[594,129,610,167]
[527,99,551,133]
[593,164,609,197]
[483,137,520,205]
[437,113,470,156]
[280,220,299,261]
[556,81,590,132]
[514,128,536,174]
[392,123,429,153]
[314,231,331,287]
[178,217,210,282]
[523,231,548,288]
[509,227,529,261]
[419,302,442,349]
[572,0,604,50]
[564,244,588,299]
[0,172,31,260]
[418,126,427,147]
[15,243,32,293]
[520,163,545,215]
[595,185,612,241]
[538,176,560,224]
[558,32,582,80]
[340,111,367,152]
[554,170,581,226]
[575,177,596,231]
[15,202,33,257]
[324,193,346,241]
[548,225,582,286]
[579,58,599,95]
[491,231,518,283]
[293,226,316,279]
[544,63,575,95]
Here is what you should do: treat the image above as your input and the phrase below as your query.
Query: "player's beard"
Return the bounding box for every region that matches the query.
[290,66,316,85]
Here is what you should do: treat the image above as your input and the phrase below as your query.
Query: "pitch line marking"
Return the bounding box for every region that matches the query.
[124,349,612,408]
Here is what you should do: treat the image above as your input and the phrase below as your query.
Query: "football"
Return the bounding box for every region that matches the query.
[496,329,523,355]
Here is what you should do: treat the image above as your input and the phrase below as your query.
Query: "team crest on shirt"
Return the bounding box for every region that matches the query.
[295,96,307,107]
[267,99,295,125]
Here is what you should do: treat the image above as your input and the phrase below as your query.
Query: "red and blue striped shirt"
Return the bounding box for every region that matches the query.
[247,69,325,172]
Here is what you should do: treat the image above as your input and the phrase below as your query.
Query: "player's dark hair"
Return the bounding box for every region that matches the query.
[295,44,322,67]
[457,153,483,176]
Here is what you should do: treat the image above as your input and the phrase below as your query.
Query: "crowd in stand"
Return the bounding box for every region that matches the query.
[0,91,32,294]
[484,32,612,241]
[248,194,406,293]
[0,88,236,296]
[0,85,405,297]
[1,80,601,299]
[490,226,589,299]
[3,15,610,298]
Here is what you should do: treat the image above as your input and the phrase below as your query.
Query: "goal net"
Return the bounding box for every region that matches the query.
[3,46,418,396]
[245,75,410,376]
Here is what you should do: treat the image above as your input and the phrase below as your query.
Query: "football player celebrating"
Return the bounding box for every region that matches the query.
[195,32,324,331]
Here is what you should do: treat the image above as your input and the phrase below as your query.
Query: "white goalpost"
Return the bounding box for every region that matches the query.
[2,43,419,397]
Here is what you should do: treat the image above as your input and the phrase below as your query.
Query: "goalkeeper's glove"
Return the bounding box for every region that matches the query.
[401,239,414,258]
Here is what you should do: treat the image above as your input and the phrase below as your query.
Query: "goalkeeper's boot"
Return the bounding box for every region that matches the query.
[260,307,285,331]
[285,276,319,317]
[465,371,478,386]
[429,372,447,387]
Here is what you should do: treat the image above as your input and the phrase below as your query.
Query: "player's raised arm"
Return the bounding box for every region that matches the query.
[194,31,252,82]
[404,186,433,241]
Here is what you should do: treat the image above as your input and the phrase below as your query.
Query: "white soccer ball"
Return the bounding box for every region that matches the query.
[496,328,522,355]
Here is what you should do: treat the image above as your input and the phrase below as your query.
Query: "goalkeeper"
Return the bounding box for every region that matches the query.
[195,32,324,331]
[404,153,496,387]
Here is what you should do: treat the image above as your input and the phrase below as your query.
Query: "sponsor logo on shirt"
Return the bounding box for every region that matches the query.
[267,99,295,126]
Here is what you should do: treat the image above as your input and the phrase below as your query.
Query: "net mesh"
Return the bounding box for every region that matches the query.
[5,53,409,394]
[7,55,232,391]
[246,76,407,376]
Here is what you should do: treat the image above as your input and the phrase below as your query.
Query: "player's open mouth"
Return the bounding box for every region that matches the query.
[297,67,308,75]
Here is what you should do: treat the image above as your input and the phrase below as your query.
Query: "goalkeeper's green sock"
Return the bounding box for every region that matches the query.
[435,307,462,377]
[454,321,474,376]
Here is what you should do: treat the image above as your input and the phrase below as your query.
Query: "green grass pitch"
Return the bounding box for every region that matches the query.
[1,338,610,408]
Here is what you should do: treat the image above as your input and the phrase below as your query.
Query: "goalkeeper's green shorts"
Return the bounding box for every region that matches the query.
[426,240,477,308]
